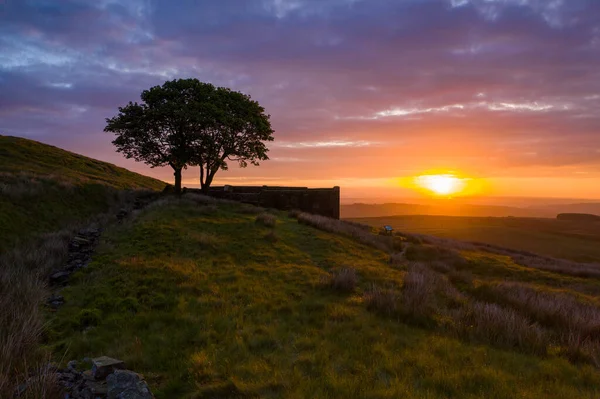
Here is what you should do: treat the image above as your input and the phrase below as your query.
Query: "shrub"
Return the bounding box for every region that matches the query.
[256,213,277,227]
[323,268,358,292]
[364,284,398,315]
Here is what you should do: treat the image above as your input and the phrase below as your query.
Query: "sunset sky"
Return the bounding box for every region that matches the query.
[2,0,600,199]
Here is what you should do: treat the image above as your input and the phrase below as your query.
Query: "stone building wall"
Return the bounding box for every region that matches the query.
[187,185,340,219]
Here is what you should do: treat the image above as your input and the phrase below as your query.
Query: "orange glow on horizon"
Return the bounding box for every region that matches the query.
[394,171,486,198]
[415,174,467,196]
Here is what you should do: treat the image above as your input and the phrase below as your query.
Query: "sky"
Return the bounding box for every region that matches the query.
[1,0,600,200]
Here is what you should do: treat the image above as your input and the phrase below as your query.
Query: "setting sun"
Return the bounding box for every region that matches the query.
[414,174,468,196]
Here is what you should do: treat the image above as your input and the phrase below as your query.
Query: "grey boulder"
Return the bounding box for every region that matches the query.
[107,370,153,399]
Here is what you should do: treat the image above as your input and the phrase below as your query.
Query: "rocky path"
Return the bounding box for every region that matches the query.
[36,196,159,398]
[47,227,101,309]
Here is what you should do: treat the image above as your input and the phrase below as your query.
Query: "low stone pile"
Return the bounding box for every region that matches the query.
[57,356,153,399]
[49,228,101,289]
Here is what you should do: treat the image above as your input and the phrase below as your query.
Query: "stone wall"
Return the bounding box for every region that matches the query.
[187,185,340,219]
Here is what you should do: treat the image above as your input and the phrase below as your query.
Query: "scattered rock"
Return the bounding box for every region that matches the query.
[67,360,78,372]
[92,356,126,380]
[50,271,70,285]
[48,228,102,303]
[47,294,65,308]
[82,370,95,381]
[48,356,154,399]
[107,370,153,399]
[116,208,129,222]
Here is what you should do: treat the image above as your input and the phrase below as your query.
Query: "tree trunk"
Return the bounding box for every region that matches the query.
[200,165,208,194]
[200,168,217,194]
[173,167,182,194]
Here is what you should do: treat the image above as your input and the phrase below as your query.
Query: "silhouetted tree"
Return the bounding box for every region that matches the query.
[194,87,274,193]
[105,78,274,194]
[105,79,216,193]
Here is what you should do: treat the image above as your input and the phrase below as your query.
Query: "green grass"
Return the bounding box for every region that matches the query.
[348,214,600,262]
[0,135,165,251]
[47,199,600,398]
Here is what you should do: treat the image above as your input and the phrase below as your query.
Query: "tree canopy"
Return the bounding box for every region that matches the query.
[104,78,274,193]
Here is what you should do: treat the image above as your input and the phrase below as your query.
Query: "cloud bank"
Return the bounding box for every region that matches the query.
[1,0,599,197]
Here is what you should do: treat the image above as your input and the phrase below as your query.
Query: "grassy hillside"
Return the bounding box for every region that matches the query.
[0,135,165,251]
[348,214,600,263]
[47,196,600,398]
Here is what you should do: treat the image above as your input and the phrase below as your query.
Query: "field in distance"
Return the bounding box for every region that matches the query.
[347,214,600,263]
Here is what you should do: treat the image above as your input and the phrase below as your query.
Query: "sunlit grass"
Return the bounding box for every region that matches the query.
[46,199,600,398]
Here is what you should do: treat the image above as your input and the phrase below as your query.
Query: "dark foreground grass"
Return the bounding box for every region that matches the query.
[47,199,600,398]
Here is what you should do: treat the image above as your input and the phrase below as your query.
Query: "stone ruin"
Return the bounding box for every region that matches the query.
[186,185,341,219]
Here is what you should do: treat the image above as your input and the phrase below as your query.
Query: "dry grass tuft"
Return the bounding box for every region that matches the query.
[405,244,467,267]
[475,282,600,363]
[288,209,302,219]
[256,213,277,228]
[297,213,389,252]
[482,283,600,334]
[401,263,464,319]
[402,264,437,318]
[448,270,474,289]
[237,204,265,215]
[183,193,219,205]
[364,284,399,315]
[389,252,405,266]
[510,254,600,278]
[0,191,150,395]
[428,260,454,274]
[11,362,62,399]
[0,231,72,396]
[264,230,279,243]
[323,268,358,292]
[451,301,548,354]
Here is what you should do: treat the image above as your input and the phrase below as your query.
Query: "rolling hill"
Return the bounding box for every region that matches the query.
[341,201,600,219]
[46,196,600,398]
[340,202,556,219]
[348,214,600,263]
[0,135,165,251]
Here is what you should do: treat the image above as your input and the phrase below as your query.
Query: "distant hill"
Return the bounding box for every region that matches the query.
[539,203,600,216]
[557,213,600,222]
[341,202,556,219]
[346,214,600,262]
[0,135,165,250]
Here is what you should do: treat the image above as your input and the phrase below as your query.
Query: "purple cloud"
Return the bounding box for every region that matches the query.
[1,0,600,193]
